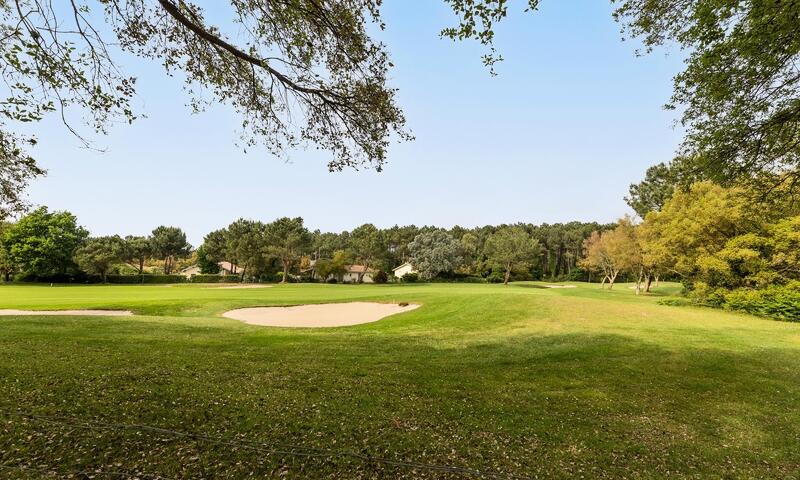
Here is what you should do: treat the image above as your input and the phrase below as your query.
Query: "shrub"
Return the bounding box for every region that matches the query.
[326,277,338,284]
[486,271,505,283]
[373,270,388,284]
[401,272,418,283]
[723,283,800,321]
[189,274,240,283]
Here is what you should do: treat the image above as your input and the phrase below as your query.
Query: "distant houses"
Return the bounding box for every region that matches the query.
[392,261,417,279]
[180,261,242,277]
[303,260,378,283]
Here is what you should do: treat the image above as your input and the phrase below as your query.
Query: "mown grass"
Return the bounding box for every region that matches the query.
[1,282,799,478]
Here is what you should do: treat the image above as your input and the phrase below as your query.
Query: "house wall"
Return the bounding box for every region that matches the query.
[342,272,374,283]
[393,264,416,278]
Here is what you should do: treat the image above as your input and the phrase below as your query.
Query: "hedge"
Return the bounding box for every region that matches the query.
[189,275,241,283]
[105,274,187,284]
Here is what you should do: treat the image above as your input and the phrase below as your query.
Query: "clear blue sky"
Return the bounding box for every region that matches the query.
[26,1,684,245]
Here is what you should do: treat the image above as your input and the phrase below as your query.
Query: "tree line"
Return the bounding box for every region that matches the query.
[0,207,612,284]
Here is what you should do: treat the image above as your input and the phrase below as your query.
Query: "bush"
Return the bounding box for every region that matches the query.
[326,277,338,284]
[401,272,418,283]
[189,274,240,283]
[723,283,800,321]
[487,271,505,283]
[373,270,388,284]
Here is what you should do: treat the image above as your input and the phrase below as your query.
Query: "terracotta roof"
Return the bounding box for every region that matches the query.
[217,261,241,272]
[345,264,376,274]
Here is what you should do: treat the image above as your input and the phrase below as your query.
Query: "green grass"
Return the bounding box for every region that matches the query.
[1,282,799,478]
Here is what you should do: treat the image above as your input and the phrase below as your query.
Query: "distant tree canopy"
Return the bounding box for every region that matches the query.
[484,226,540,285]
[265,217,311,283]
[149,226,190,275]
[407,230,462,280]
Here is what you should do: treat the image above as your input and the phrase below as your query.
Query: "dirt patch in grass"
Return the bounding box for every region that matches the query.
[222,302,419,328]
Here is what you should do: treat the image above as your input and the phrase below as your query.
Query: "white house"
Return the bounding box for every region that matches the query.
[342,265,376,283]
[392,262,417,279]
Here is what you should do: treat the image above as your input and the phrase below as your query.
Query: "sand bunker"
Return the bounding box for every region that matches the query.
[222,302,419,328]
[0,309,133,316]
[544,285,576,289]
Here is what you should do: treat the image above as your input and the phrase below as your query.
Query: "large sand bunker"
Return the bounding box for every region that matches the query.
[222,302,419,328]
[0,309,133,316]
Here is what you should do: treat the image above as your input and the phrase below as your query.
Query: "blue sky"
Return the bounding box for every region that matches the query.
[26,1,684,245]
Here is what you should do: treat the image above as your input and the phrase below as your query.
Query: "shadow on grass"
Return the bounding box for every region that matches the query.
[1,318,798,479]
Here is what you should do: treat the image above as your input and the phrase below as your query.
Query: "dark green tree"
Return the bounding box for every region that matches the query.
[74,236,126,282]
[2,207,88,278]
[265,217,311,283]
[123,235,151,275]
[349,223,386,283]
[149,226,190,274]
[196,245,220,274]
[484,226,540,285]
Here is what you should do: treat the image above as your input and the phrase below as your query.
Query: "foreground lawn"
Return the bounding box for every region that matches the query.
[1,282,799,478]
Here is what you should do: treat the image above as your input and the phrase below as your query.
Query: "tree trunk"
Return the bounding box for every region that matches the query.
[138,257,144,275]
[281,260,289,283]
[635,267,643,295]
[645,273,653,293]
[503,263,511,285]
[655,274,660,287]
[608,270,619,289]
[102,271,108,284]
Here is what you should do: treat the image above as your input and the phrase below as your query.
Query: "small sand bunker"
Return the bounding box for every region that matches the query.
[0,309,133,316]
[222,302,419,328]
[202,284,272,290]
[544,285,576,289]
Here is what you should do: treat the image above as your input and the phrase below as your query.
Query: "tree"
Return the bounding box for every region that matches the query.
[1,1,410,217]
[407,231,462,280]
[196,245,220,274]
[329,250,351,282]
[149,226,190,275]
[638,182,760,285]
[2,207,88,278]
[202,229,229,265]
[0,221,14,281]
[483,226,540,285]
[349,224,386,283]
[626,163,681,218]
[226,219,269,279]
[265,217,311,283]
[580,218,641,290]
[74,236,126,282]
[123,235,151,275]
